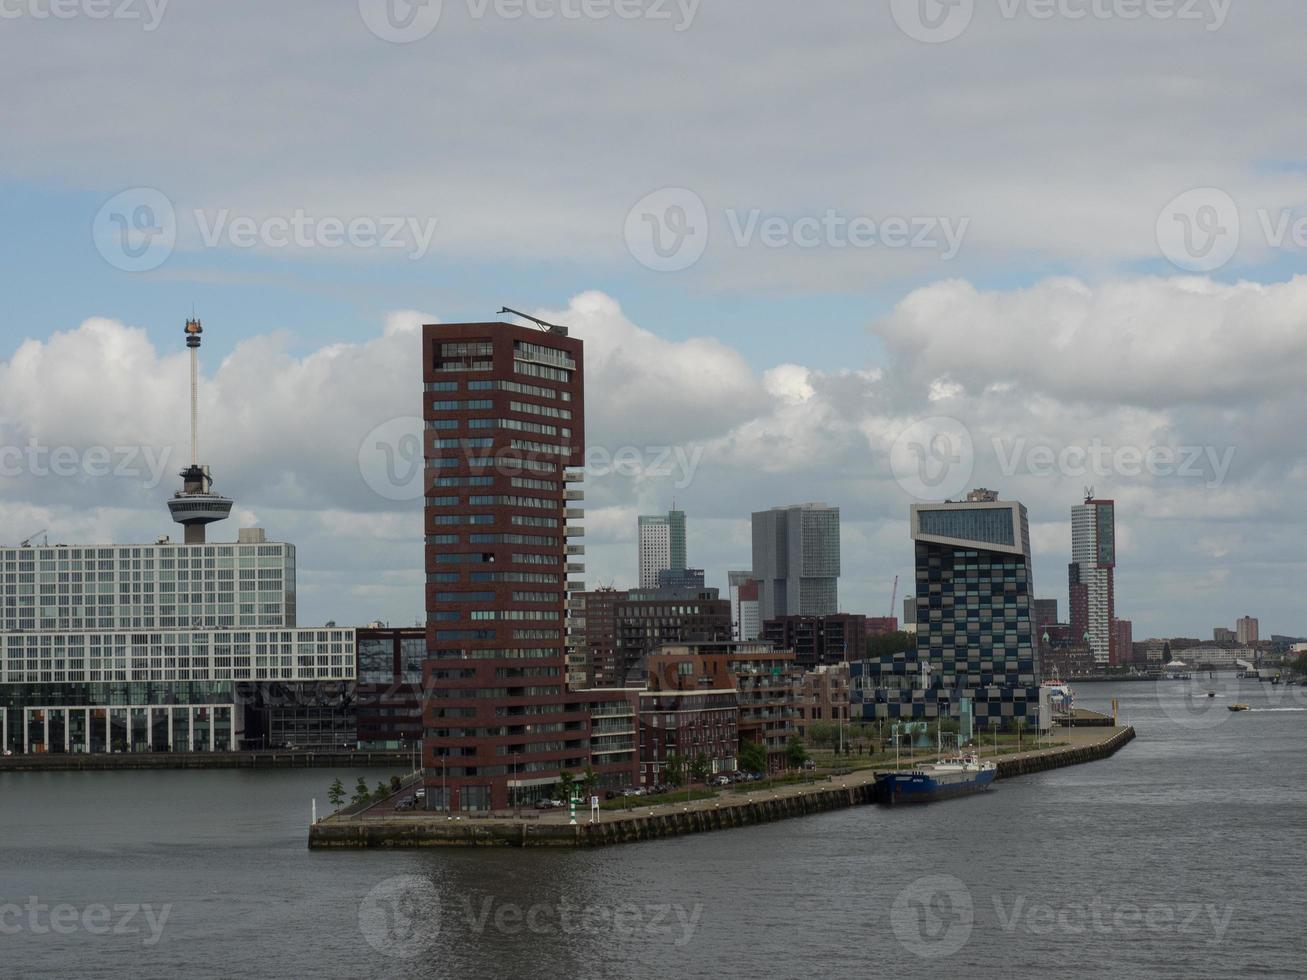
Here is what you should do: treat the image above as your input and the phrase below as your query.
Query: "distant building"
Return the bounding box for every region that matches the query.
[1173,645,1255,669]
[728,570,760,641]
[356,626,425,750]
[1113,619,1133,664]
[903,596,916,628]
[1034,598,1059,629]
[641,648,740,784]
[854,491,1039,725]
[793,663,850,739]
[1070,495,1117,666]
[613,587,732,686]
[751,503,841,621]
[867,616,899,636]
[737,579,761,641]
[638,510,686,589]
[762,614,868,670]
[657,567,705,591]
[1237,616,1259,646]
[1214,626,1236,644]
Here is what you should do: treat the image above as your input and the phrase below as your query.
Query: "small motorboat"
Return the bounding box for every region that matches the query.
[1228,703,1251,712]
[1206,691,1216,698]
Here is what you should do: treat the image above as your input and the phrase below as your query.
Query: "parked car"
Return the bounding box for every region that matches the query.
[393,797,415,811]
[713,775,732,786]
[534,799,555,810]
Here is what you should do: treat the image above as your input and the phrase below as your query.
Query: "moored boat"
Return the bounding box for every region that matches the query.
[875,753,997,805]
[1228,703,1250,712]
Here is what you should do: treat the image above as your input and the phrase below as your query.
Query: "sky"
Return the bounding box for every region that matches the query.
[2,0,1305,639]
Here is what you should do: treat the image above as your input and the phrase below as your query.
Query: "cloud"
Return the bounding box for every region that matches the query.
[4,277,1305,636]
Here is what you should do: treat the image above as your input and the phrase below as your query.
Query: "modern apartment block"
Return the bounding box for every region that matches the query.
[762,614,868,670]
[613,587,732,687]
[751,503,841,621]
[421,319,590,811]
[853,491,1041,726]
[728,571,760,641]
[638,510,686,589]
[641,648,740,784]
[1070,496,1116,666]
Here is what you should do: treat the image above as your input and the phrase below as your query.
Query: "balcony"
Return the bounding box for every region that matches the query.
[566,563,585,575]
[564,470,584,483]
[565,508,585,520]
[564,526,585,537]
[564,489,584,501]
[568,580,586,593]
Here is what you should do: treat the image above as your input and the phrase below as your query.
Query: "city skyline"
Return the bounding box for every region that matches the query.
[0,313,1290,643]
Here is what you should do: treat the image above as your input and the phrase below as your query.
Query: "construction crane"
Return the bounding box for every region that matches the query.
[888,574,899,619]
[21,529,48,548]
[498,306,569,335]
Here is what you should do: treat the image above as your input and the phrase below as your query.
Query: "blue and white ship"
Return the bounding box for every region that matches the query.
[874,753,998,805]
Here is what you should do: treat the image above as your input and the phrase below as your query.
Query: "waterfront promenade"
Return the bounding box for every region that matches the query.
[309,724,1136,849]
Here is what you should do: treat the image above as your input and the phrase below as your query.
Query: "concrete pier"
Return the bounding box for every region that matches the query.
[308,725,1136,849]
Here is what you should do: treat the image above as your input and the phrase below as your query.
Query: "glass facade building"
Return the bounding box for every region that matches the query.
[853,495,1041,726]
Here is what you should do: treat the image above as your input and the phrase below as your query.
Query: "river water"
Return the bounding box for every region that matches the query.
[2,680,1305,979]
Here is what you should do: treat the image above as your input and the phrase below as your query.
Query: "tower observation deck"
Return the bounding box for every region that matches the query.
[167,318,233,544]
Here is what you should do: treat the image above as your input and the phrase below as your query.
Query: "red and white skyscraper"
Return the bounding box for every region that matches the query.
[1069,495,1116,666]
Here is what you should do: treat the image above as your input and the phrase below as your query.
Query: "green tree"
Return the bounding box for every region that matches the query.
[328,777,345,808]
[375,780,389,801]
[579,764,599,801]
[351,776,370,805]
[807,721,838,749]
[690,753,712,785]
[738,741,766,775]
[664,753,685,787]
[866,631,917,658]
[389,774,403,794]
[1292,651,1307,676]
[785,736,809,770]
[557,769,575,803]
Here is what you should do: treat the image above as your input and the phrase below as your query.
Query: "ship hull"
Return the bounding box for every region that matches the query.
[875,766,997,805]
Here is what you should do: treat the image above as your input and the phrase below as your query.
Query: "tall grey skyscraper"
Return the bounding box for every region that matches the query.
[751,503,840,621]
[1070,495,1116,666]
[638,509,686,589]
